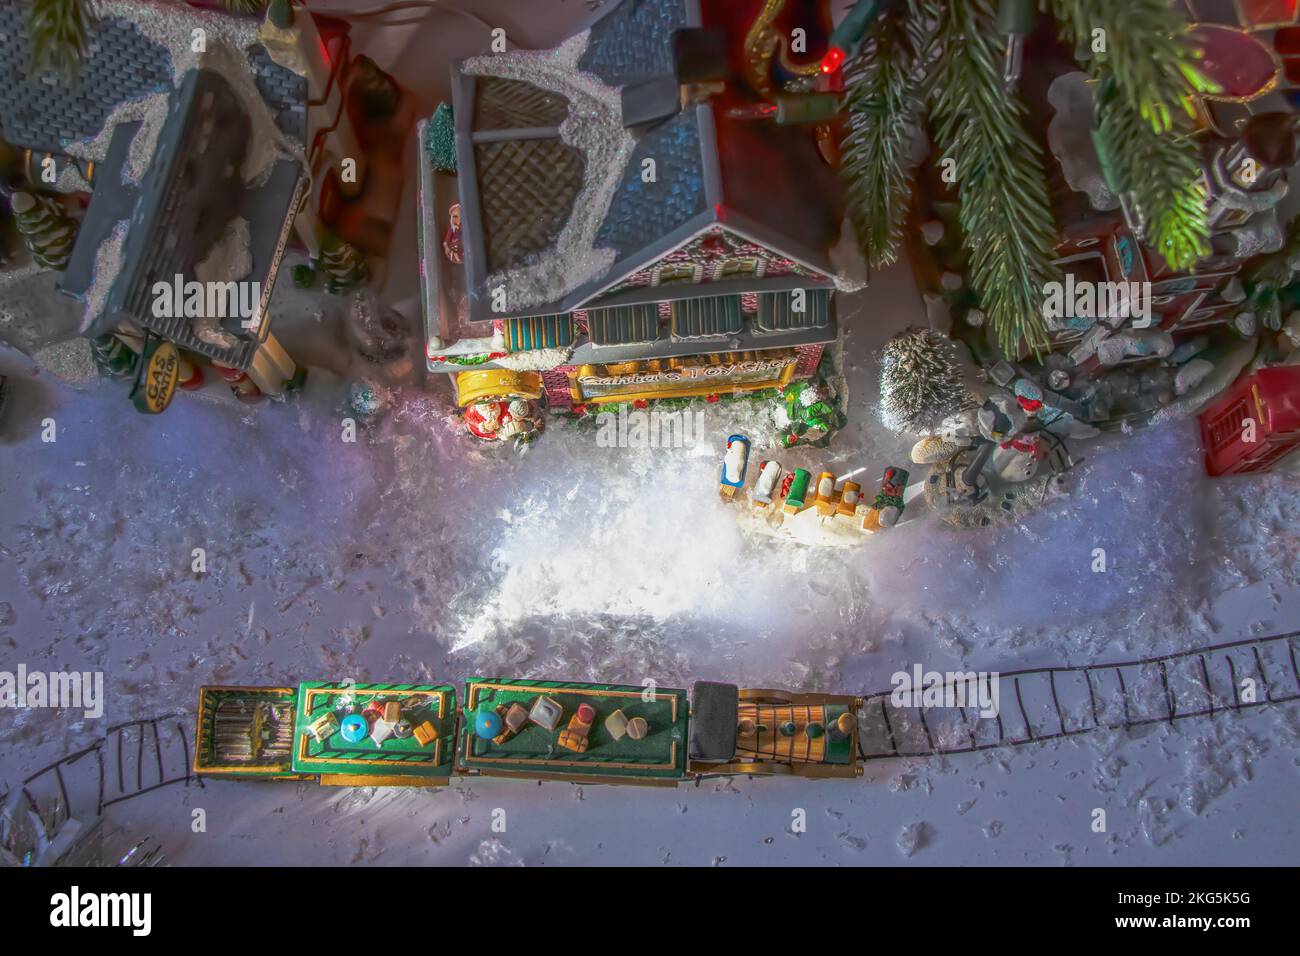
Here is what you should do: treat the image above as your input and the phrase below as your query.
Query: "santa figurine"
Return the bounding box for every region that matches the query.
[463,398,542,444]
[442,203,464,264]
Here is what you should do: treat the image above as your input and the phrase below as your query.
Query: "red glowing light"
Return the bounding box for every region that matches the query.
[820,47,846,74]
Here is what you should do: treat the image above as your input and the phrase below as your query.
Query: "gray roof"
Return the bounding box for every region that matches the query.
[0,1,308,369]
[451,0,843,324]
[65,67,302,367]
[0,2,306,152]
[576,0,688,87]
[595,108,708,263]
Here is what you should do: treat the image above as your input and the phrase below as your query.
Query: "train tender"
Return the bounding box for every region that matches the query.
[193,677,864,786]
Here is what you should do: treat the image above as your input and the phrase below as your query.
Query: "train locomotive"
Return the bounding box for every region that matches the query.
[194,678,865,786]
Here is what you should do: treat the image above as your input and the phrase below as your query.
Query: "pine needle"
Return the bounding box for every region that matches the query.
[929,0,1058,356]
[28,0,90,74]
[839,3,931,268]
[1050,0,1214,271]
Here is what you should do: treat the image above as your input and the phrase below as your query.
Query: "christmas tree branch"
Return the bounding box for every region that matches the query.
[218,0,269,14]
[1050,0,1217,271]
[839,2,932,268]
[28,0,90,74]
[930,0,1058,355]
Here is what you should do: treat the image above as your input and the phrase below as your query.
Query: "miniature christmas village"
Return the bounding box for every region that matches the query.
[3,0,1300,875]
[3,0,1298,532]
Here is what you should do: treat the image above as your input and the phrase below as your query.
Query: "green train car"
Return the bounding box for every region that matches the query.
[193,677,864,786]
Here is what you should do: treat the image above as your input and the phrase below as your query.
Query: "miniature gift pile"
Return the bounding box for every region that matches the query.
[307,690,442,751]
[470,693,649,754]
[719,433,916,546]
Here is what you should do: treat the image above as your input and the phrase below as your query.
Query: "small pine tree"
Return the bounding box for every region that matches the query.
[878,328,973,435]
[426,103,457,174]
[317,232,370,294]
[11,191,77,270]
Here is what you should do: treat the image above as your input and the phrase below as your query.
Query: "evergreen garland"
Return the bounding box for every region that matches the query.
[218,0,268,14]
[839,2,930,268]
[929,0,1058,355]
[1050,0,1217,272]
[28,0,90,75]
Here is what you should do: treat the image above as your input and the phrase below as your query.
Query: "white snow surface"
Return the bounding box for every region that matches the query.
[2,255,1297,865]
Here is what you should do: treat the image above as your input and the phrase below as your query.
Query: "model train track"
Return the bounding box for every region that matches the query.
[4,634,1298,849]
[6,713,200,844]
[856,631,1300,761]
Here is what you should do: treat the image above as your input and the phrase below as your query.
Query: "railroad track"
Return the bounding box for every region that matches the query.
[857,631,1300,761]
[3,634,1298,856]
[2,713,199,864]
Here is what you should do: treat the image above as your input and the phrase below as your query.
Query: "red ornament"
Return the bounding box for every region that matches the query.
[705,393,720,403]
[700,233,728,257]
[632,398,649,409]
[1193,25,1281,102]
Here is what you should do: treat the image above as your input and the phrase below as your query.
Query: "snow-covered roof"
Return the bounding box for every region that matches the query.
[0,0,309,369]
[0,0,307,155]
[449,0,843,324]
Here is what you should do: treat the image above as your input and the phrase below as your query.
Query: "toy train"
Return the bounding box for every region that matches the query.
[195,678,864,786]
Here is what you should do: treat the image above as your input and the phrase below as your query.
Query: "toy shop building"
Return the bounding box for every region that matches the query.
[420,0,846,411]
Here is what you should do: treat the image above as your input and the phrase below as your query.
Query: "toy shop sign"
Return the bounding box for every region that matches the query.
[578,357,792,389]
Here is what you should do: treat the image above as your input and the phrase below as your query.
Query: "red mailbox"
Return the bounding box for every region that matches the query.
[1199,366,1300,476]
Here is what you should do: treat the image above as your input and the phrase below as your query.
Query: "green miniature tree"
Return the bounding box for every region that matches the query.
[878,327,974,434]
[317,232,370,294]
[426,103,458,174]
[11,190,77,270]
[27,0,89,74]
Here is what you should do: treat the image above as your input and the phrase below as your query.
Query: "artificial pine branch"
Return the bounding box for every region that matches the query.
[839,2,931,268]
[28,0,90,75]
[929,0,1058,356]
[1049,0,1217,271]
[218,0,268,13]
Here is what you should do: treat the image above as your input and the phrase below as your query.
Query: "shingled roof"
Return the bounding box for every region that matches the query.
[449,0,843,325]
[0,0,307,369]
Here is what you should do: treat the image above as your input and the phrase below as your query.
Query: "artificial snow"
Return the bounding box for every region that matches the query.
[77,220,131,333]
[3,0,1297,867]
[65,93,171,188]
[462,32,635,310]
[195,217,253,285]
